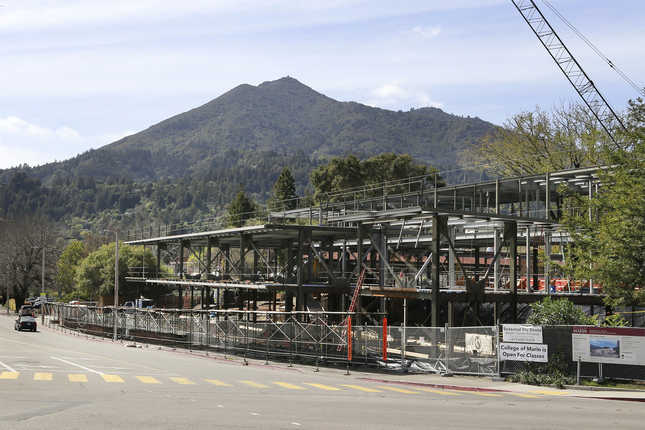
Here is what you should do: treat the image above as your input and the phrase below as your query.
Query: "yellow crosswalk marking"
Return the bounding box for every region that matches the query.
[205,379,233,386]
[69,374,88,382]
[102,374,124,383]
[472,392,503,397]
[303,383,342,391]
[509,393,542,398]
[239,381,269,388]
[375,386,419,394]
[530,390,570,396]
[0,372,20,379]
[414,388,461,396]
[340,384,382,393]
[273,382,306,390]
[136,376,161,384]
[34,373,53,381]
[170,377,196,385]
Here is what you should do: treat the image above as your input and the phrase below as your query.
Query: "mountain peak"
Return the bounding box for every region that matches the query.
[258,76,302,88]
[1,78,495,185]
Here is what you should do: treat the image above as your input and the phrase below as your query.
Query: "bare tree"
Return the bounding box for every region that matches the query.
[0,215,62,311]
[462,101,615,176]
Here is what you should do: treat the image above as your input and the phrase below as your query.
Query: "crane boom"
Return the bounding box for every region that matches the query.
[511,0,626,141]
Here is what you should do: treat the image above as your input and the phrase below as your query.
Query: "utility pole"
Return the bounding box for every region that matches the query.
[113,232,119,341]
[41,247,45,324]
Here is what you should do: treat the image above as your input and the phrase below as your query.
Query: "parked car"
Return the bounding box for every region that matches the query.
[14,316,37,332]
[18,305,34,317]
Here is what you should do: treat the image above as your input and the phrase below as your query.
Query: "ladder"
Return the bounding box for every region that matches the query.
[337,268,366,351]
[183,287,191,309]
[348,268,366,313]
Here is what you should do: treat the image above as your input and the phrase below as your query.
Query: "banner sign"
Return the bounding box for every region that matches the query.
[502,325,543,343]
[500,342,548,362]
[572,326,645,365]
[465,333,494,355]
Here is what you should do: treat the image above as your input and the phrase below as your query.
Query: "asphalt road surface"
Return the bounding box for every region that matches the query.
[1,313,644,429]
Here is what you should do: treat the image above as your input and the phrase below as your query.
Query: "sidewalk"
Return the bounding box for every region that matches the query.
[231,351,645,402]
[16,313,645,403]
[351,370,645,402]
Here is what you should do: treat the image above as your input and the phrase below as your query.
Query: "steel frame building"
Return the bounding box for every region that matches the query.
[125,166,605,327]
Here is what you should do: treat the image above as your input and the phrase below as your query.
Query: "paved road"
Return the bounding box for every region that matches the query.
[1,313,644,429]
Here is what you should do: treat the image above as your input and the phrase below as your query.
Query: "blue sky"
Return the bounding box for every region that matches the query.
[0,0,643,169]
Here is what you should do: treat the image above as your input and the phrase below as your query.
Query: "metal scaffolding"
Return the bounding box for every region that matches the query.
[122,167,606,327]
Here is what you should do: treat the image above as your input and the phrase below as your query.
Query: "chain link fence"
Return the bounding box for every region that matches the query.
[501,325,645,382]
[43,303,644,382]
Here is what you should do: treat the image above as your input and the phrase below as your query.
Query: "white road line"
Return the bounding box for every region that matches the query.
[51,357,105,375]
[0,360,17,373]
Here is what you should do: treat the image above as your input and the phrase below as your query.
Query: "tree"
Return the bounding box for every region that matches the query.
[227,183,259,228]
[464,102,612,176]
[362,153,445,192]
[310,153,444,203]
[562,96,645,308]
[268,167,299,211]
[55,240,86,300]
[526,296,596,325]
[310,154,363,201]
[0,215,62,310]
[74,242,160,301]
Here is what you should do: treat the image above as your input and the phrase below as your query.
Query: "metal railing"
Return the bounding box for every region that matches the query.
[42,303,644,382]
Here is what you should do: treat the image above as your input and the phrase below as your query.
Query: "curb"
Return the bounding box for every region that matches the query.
[25,320,645,402]
[355,377,511,393]
[564,384,645,393]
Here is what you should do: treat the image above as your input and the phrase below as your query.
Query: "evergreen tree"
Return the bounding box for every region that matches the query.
[227,183,258,228]
[269,167,298,211]
[310,153,444,203]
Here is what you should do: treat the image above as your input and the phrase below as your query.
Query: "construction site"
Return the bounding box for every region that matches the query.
[121,166,606,329]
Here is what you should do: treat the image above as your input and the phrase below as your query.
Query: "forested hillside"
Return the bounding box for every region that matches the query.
[1,77,493,184]
[0,77,495,234]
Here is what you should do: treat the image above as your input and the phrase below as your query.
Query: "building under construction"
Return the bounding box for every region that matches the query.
[124,166,606,327]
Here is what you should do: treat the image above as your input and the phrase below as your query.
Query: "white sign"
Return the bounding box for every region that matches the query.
[500,343,548,362]
[572,326,645,365]
[502,324,543,343]
[465,333,494,355]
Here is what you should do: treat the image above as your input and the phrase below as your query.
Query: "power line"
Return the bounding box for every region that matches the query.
[542,0,644,97]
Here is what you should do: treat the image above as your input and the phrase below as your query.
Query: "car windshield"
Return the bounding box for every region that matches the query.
[20,317,36,322]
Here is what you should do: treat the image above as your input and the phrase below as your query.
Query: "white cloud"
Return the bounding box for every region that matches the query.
[409,26,442,39]
[55,126,81,140]
[0,116,85,168]
[416,95,443,109]
[0,0,640,169]
[367,82,443,111]
[370,83,407,99]
[0,116,83,142]
[0,116,60,139]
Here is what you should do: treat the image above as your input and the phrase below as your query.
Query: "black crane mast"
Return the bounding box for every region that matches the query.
[511,0,626,142]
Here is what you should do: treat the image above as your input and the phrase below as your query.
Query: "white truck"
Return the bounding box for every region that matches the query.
[124,298,155,312]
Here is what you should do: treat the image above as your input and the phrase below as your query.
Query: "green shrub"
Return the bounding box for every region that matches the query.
[507,353,574,389]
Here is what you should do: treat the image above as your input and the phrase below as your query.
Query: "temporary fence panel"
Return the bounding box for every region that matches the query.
[45,304,644,381]
[445,326,498,376]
